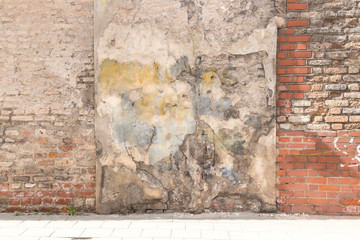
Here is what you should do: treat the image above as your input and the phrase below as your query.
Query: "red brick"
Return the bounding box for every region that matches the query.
[319,185,340,191]
[56,198,71,205]
[76,191,95,197]
[287,68,309,74]
[342,199,360,206]
[279,28,294,35]
[287,184,308,191]
[280,177,295,183]
[305,191,326,198]
[338,178,359,185]
[58,191,75,197]
[21,198,31,206]
[296,59,306,66]
[309,198,329,205]
[287,3,307,10]
[279,163,294,169]
[306,163,326,169]
[339,192,358,198]
[280,44,296,51]
[318,157,339,163]
[277,170,286,176]
[297,43,307,50]
[279,60,295,66]
[277,68,286,74]
[290,84,311,91]
[49,152,58,158]
[292,52,313,58]
[306,178,327,184]
[280,191,294,197]
[293,205,314,213]
[294,93,304,99]
[288,20,308,27]
[279,92,293,99]
[319,171,340,177]
[32,198,42,205]
[288,36,310,42]
[288,170,307,176]
[286,156,307,162]
[10,199,20,205]
[288,198,308,204]
[279,76,292,83]
[324,206,345,213]
[278,36,286,42]
[277,52,286,59]
[60,145,76,152]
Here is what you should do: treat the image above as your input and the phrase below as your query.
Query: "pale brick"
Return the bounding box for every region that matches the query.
[349,84,360,91]
[12,115,33,121]
[289,116,310,123]
[325,116,348,123]
[307,123,331,130]
[312,84,323,91]
[325,84,347,91]
[330,108,342,114]
[343,108,360,114]
[325,100,349,107]
[349,67,360,74]
[332,124,343,130]
[330,75,342,82]
[344,92,360,98]
[349,116,360,122]
[292,100,311,107]
[314,116,323,122]
[277,116,286,122]
[307,92,329,99]
[293,108,304,114]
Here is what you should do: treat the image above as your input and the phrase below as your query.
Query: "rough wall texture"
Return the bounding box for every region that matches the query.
[0,0,96,213]
[95,0,279,214]
[277,0,360,215]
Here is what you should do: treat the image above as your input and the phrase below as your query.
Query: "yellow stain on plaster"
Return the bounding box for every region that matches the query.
[99,59,160,94]
[100,59,192,122]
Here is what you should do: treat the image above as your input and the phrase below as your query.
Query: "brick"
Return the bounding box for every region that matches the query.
[325,116,348,123]
[287,68,309,74]
[288,20,308,27]
[309,198,329,205]
[293,205,313,213]
[319,185,340,191]
[288,36,310,42]
[287,3,307,10]
[338,178,359,185]
[292,52,312,58]
[288,198,308,204]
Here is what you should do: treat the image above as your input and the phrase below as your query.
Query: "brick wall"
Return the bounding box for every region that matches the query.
[277,0,360,215]
[0,1,96,213]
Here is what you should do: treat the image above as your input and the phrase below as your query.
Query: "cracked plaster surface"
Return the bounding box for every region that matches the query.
[95,0,278,214]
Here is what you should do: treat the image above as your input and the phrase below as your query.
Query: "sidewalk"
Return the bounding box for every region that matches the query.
[0,212,359,240]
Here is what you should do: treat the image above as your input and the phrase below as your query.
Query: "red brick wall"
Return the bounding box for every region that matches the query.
[276,0,360,215]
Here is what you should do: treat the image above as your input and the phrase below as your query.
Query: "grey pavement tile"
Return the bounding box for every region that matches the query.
[45,220,77,228]
[72,220,105,228]
[172,229,201,238]
[186,222,214,230]
[201,230,230,240]
[0,238,40,240]
[111,228,143,238]
[21,228,56,237]
[100,220,131,228]
[129,221,158,229]
[18,221,50,228]
[81,228,114,238]
[141,228,171,238]
[157,222,186,230]
[50,228,85,238]
[0,220,23,227]
[229,231,260,240]
[0,227,27,236]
